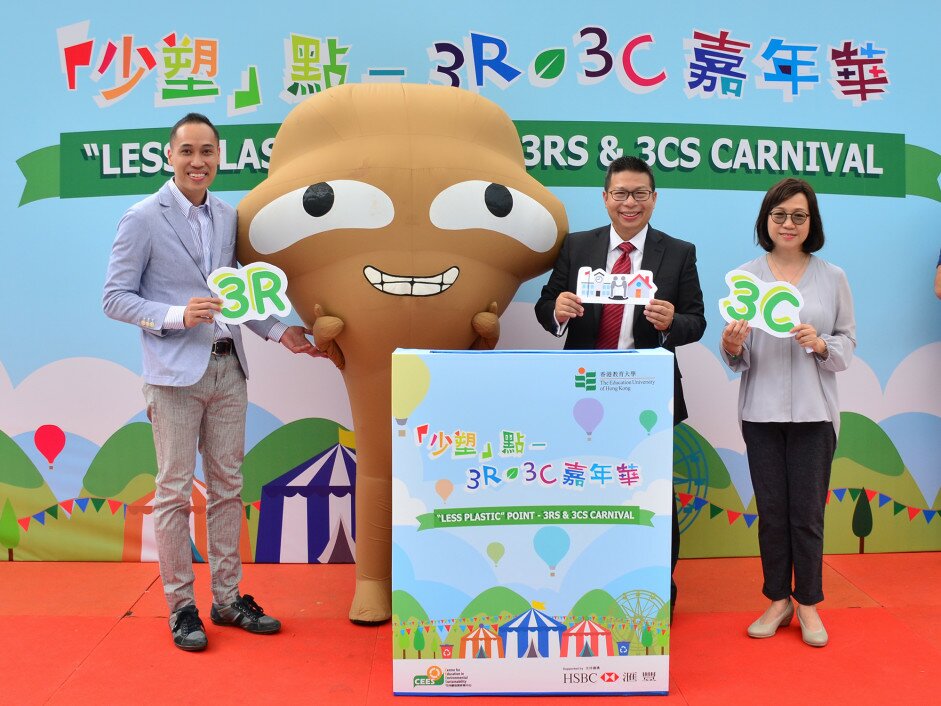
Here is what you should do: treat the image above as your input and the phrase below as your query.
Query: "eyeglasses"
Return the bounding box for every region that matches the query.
[769,210,809,225]
[607,189,653,202]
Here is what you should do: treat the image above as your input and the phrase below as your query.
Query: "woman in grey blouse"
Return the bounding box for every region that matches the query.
[721,178,856,648]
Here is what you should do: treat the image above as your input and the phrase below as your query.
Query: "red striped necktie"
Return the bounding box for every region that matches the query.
[595,241,635,349]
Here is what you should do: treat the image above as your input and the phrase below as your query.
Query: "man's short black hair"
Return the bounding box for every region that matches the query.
[604,155,656,191]
[754,178,826,253]
[169,113,219,145]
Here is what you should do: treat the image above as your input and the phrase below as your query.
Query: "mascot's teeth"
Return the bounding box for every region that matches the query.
[363,266,459,296]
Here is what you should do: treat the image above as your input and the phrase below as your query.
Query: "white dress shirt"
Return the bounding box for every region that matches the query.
[555,224,648,349]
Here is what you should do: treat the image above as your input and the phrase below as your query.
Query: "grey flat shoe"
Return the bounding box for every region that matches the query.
[211,594,281,634]
[171,605,208,652]
[747,599,794,638]
[798,611,828,647]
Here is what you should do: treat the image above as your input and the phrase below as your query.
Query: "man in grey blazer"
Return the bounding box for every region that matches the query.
[535,155,706,617]
[103,113,319,651]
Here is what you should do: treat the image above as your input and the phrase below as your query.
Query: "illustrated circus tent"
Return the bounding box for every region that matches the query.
[560,619,615,657]
[459,626,505,659]
[499,608,566,658]
[122,478,252,562]
[255,443,356,563]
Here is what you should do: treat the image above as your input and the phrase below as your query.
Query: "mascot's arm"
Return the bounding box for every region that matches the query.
[311,303,346,369]
[471,301,500,350]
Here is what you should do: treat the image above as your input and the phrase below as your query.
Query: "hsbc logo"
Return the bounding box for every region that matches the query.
[601,672,620,683]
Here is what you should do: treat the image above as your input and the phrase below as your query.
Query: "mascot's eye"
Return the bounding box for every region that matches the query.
[303,182,334,217]
[248,180,394,255]
[484,183,513,217]
[429,180,557,253]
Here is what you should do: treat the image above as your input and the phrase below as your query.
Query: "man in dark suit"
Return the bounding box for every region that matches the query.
[535,155,706,615]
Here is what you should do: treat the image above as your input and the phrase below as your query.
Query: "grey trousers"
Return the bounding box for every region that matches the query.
[741,421,836,606]
[144,354,247,614]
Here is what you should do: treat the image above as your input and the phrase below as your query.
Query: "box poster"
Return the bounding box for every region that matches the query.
[391,349,674,695]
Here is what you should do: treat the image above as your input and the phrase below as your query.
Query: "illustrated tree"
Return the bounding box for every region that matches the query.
[425,628,441,658]
[852,488,873,554]
[0,498,21,561]
[413,625,426,659]
[652,625,670,655]
[394,624,410,659]
[641,624,654,655]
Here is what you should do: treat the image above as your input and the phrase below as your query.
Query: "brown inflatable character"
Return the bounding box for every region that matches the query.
[238,84,567,623]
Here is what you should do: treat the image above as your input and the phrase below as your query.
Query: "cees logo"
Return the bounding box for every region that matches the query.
[575,367,597,391]
[413,665,444,687]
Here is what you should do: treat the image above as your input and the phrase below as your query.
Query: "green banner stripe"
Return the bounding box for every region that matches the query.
[516,120,910,197]
[416,504,655,531]
[18,122,941,205]
[904,144,941,202]
[17,145,60,205]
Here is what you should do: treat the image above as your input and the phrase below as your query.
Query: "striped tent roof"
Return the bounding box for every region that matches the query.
[564,619,610,636]
[501,607,565,632]
[560,618,615,658]
[459,625,504,658]
[264,444,356,497]
[499,608,566,658]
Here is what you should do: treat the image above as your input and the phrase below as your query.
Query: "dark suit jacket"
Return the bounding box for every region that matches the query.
[535,225,706,424]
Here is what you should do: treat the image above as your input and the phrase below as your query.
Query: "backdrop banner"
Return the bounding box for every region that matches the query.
[1,2,938,565]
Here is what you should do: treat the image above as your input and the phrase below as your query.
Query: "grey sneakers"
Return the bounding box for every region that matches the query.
[171,605,208,651]
[210,594,281,634]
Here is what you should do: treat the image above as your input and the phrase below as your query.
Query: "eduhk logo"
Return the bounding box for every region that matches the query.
[413,665,444,687]
[575,367,597,391]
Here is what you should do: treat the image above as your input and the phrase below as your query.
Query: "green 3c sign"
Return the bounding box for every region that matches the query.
[720,270,804,337]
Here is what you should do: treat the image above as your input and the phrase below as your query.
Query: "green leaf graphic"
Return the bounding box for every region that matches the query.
[534,48,566,81]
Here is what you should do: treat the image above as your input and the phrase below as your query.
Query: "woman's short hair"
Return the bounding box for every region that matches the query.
[754,178,825,253]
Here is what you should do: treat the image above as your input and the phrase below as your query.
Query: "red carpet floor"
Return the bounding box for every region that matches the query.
[2,554,938,705]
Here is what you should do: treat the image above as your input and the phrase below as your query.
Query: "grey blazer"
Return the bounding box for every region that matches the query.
[103,181,275,386]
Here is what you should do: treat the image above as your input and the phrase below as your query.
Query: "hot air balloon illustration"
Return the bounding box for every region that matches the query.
[34,424,65,470]
[486,541,505,567]
[392,354,431,437]
[533,526,570,577]
[435,478,454,503]
[573,398,604,441]
[639,409,657,434]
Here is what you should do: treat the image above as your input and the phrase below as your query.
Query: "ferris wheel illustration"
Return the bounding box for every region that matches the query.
[614,589,666,628]
[673,424,710,533]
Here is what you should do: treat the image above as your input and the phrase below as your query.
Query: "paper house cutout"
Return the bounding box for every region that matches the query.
[576,267,658,304]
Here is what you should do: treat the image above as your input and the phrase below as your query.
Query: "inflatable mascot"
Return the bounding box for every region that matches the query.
[238,84,567,623]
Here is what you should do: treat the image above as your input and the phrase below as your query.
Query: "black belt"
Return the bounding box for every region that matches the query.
[211,339,234,356]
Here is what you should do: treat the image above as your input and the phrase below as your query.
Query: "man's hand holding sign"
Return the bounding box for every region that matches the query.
[208,263,321,356]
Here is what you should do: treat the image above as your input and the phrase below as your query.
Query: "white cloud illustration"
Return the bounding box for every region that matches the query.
[242,334,352,426]
[0,357,145,446]
[624,477,674,517]
[391,477,427,526]
[676,343,745,452]
[0,339,355,447]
